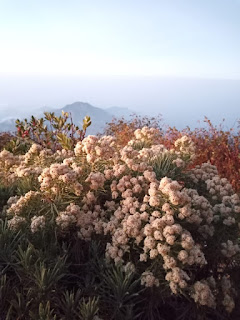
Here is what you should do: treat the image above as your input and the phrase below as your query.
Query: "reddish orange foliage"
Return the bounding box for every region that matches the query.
[189,118,240,192]
[105,116,240,192]
[104,114,163,146]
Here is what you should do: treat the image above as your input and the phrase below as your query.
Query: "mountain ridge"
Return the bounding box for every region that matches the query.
[0,102,136,135]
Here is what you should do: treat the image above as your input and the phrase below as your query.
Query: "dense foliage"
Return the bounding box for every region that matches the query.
[105,116,240,193]
[15,111,91,151]
[0,114,240,319]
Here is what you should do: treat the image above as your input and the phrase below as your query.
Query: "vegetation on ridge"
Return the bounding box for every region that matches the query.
[0,112,239,319]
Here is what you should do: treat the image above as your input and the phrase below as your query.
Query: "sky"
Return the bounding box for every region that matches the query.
[1,0,240,78]
[0,0,240,128]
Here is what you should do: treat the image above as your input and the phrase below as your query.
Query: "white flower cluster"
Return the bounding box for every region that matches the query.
[190,162,240,229]
[174,135,195,158]
[0,149,21,184]
[7,191,41,216]
[38,163,83,196]
[120,145,149,172]
[189,162,218,184]
[134,126,161,144]
[172,157,185,168]
[191,275,236,313]
[8,216,26,231]
[85,172,106,190]
[15,164,42,178]
[55,149,74,162]
[31,215,46,233]
[191,278,216,308]
[0,144,74,186]
[74,135,117,163]
[141,271,160,287]
[0,149,20,169]
[137,144,167,162]
[221,240,240,258]
[165,267,190,293]
[206,176,233,201]
[24,143,43,164]
[56,203,79,230]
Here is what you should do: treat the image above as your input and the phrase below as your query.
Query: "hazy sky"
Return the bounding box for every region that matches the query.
[1,0,240,78]
[0,0,240,129]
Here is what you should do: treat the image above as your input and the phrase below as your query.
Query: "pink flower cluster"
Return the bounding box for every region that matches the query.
[8,216,26,231]
[191,278,216,308]
[221,240,240,258]
[31,215,46,233]
[141,271,160,287]
[85,172,106,190]
[56,203,79,230]
[0,149,21,184]
[134,126,161,144]
[74,135,117,163]
[7,191,41,216]
[190,162,218,184]
[174,135,196,158]
[38,163,83,196]
[191,275,236,312]
[24,143,43,164]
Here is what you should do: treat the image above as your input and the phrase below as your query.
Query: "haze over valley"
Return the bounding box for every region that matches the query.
[0,75,239,133]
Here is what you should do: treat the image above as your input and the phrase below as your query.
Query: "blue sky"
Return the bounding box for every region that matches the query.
[1,0,240,78]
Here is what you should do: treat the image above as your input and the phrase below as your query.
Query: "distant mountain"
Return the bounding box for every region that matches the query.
[0,102,137,135]
[31,106,57,118]
[61,102,113,135]
[0,118,16,132]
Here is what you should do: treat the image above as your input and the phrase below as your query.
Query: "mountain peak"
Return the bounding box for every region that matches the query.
[63,101,96,111]
[0,102,138,134]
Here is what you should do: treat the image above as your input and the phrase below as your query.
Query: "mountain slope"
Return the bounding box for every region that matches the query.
[60,102,113,135]
[0,102,136,135]
[0,118,16,132]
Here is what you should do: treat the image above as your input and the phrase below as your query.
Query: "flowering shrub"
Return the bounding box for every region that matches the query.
[105,116,240,193]
[104,114,163,147]
[162,118,240,193]
[1,123,240,319]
